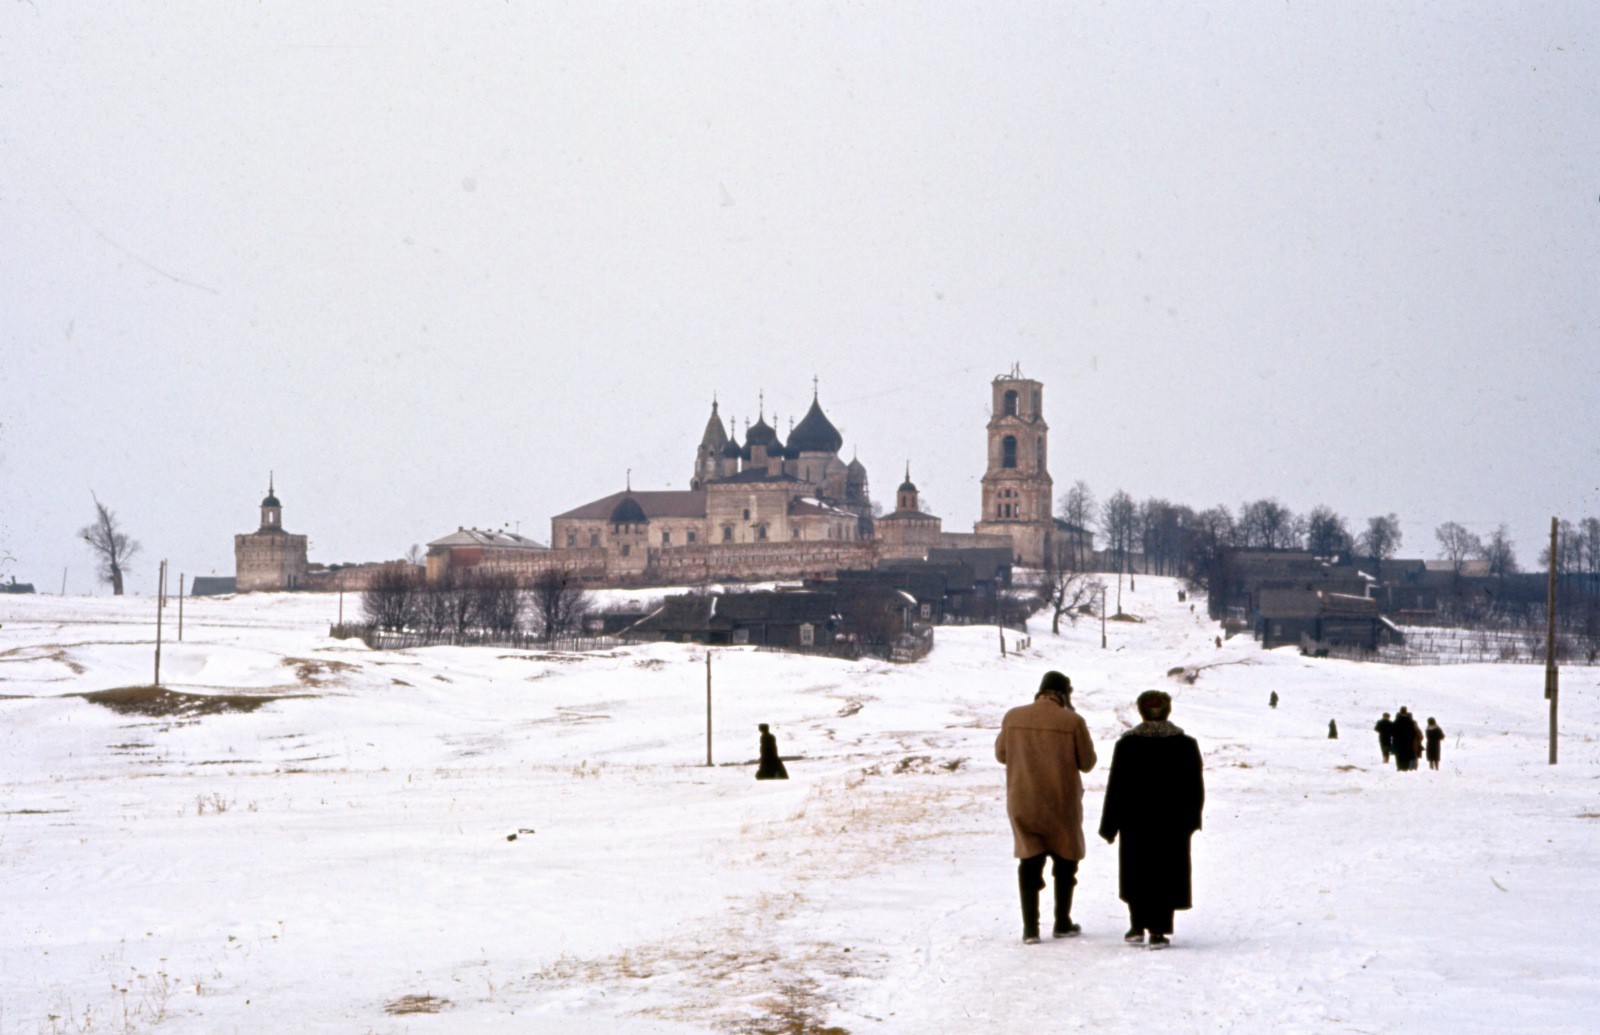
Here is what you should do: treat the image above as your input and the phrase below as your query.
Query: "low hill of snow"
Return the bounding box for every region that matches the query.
[2,579,1597,1033]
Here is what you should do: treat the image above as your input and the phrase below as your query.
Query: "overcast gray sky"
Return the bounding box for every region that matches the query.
[2,2,1596,595]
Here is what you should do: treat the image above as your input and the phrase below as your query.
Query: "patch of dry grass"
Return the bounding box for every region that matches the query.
[384,993,450,1015]
[77,685,311,717]
[282,656,357,686]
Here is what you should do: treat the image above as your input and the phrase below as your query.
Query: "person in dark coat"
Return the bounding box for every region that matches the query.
[1391,708,1419,771]
[1374,713,1394,763]
[1424,718,1444,770]
[755,724,788,780]
[1098,690,1204,949]
[1328,719,1338,739]
[1269,691,1278,709]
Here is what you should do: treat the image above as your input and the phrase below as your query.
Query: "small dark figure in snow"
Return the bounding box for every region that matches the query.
[1215,635,1222,649]
[1425,718,1445,770]
[995,671,1097,943]
[1327,719,1338,739]
[1374,713,1394,763]
[1391,708,1420,771]
[1269,691,1279,709]
[1099,690,1205,950]
[755,724,788,780]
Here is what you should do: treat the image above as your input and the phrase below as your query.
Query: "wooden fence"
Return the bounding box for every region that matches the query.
[330,623,621,653]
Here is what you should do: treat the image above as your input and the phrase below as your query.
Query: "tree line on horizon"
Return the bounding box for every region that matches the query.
[1058,481,1600,629]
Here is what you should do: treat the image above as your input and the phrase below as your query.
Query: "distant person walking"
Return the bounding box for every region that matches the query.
[1374,713,1394,764]
[995,671,1097,943]
[1425,718,1445,771]
[1099,690,1205,950]
[755,724,788,780]
[1269,691,1279,709]
[1328,719,1338,739]
[1391,708,1420,772]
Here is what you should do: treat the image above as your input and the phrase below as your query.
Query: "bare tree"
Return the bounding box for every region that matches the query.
[1180,505,1237,616]
[404,543,425,567]
[1099,490,1138,575]
[1356,514,1403,579]
[1040,552,1104,635]
[529,568,592,642]
[79,494,141,595]
[1434,522,1483,582]
[471,570,525,635]
[1059,480,1096,569]
[1479,524,1519,579]
[1305,505,1351,557]
[362,565,423,631]
[1238,498,1304,550]
[1138,498,1189,575]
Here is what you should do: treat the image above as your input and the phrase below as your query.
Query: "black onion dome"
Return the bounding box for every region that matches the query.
[721,436,744,460]
[745,417,779,449]
[898,477,917,494]
[261,492,282,508]
[846,457,867,481]
[787,398,844,454]
[609,495,649,525]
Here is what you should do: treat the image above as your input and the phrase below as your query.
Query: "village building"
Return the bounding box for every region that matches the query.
[230,478,407,594]
[874,466,943,561]
[424,527,549,581]
[234,478,308,592]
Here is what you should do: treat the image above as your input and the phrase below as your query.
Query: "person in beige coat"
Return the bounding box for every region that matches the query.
[994,671,1098,943]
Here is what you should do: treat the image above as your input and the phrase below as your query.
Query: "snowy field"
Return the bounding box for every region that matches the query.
[2,578,1597,1034]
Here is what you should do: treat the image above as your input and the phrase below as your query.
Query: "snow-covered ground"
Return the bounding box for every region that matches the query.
[2,579,1597,1034]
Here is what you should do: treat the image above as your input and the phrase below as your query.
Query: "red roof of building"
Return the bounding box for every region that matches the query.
[554,490,707,521]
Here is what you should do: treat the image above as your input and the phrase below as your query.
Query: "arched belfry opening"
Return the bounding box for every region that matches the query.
[1003,389,1018,417]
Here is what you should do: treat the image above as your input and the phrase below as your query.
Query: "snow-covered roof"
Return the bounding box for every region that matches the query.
[427,527,548,550]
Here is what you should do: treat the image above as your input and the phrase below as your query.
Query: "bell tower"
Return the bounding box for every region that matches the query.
[974,367,1054,566]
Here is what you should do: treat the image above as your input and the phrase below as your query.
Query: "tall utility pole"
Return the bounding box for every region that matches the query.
[154,560,167,687]
[1545,517,1559,765]
[178,574,185,642]
[705,651,714,767]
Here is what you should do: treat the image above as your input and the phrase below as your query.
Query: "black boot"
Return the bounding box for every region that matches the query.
[1052,857,1080,937]
[1018,856,1044,942]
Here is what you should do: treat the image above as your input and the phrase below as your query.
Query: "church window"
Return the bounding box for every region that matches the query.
[1002,436,1017,468]
[566,532,576,547]
[757,525,768,541]
[722,526,734,542]
[589,532,599,547]
[1003,389,1018,416]
[661,531,671,546]
[687,530,697,544]
[743,508,751,520]
[621,544,630,557]
[792,528,801,539]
